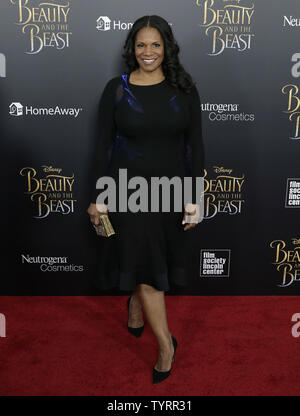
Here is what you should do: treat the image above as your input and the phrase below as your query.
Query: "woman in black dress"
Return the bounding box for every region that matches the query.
[87,15,205,384]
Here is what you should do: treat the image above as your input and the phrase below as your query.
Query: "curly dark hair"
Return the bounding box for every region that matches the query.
[122,15,196,94]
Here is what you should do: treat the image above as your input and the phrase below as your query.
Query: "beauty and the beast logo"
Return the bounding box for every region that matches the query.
[20,166,76,218]
[10,0,72,54]
[203,167,244,218]
[270,239,300,287]
[195,0,255,56]
[282,84,300,140]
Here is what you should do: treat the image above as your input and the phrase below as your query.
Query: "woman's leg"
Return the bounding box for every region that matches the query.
[128,285,144,328]
[136,283,174,371]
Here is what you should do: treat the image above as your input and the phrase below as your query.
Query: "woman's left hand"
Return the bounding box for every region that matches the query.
[182,203,200,231]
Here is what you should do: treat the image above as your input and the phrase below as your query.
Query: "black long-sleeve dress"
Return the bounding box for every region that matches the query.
[90,73,205,291]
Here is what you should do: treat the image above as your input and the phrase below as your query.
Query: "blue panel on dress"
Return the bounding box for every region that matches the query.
[169,95,180,113]
[119,74,144,113]
[114,133,143,160]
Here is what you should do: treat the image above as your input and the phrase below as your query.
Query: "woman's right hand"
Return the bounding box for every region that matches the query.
[87,203,108,226]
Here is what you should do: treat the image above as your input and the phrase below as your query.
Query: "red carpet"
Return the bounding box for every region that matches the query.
[0,296,300,396]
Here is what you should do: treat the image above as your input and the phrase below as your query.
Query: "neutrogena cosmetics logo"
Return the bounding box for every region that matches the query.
[201,102,255,122]
[9,102,82,117]
[21,254,84,272]
[283,15,300,27]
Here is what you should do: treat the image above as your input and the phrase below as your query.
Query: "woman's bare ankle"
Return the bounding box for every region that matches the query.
[158,332,173,353]
[131,292,142,310]
[128,294,144,327]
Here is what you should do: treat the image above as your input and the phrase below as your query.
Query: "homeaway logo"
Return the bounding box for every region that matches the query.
[96,15,133,31]
[0,53,6,78]
[9,102,23,116]
[0,313,6,338]
[9,102,83,117]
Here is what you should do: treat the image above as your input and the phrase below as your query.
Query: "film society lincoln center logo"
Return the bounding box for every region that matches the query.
[200,249,231,277]
[9,0,72,54]
[20,165,76,218]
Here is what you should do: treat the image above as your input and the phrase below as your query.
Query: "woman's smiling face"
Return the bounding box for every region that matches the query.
[134,26,164,72]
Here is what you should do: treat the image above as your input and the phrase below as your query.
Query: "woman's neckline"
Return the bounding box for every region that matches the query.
[127,74,166,87]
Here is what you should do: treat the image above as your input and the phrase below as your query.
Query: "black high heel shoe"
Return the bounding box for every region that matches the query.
[153,334,178,384]
[126,296,144,338]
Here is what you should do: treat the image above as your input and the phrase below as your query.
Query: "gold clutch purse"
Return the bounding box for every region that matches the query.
[93,214,115,237]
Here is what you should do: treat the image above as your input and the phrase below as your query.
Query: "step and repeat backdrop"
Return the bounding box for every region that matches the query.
[1,0,300,295]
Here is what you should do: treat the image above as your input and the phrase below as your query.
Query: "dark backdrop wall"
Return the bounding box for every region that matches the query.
[1,0,300,295]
